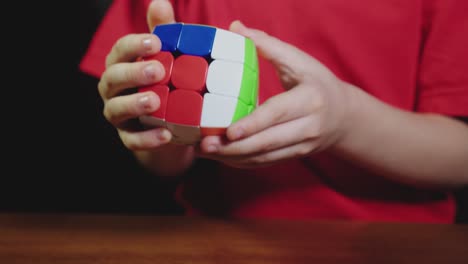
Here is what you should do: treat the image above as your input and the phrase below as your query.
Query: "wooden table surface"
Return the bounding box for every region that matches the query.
[0,213,467,264]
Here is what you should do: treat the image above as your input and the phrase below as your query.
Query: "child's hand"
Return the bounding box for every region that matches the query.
[97,0,177,150]
[197,21,356,168]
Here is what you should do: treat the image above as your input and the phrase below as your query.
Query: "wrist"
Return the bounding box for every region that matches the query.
[331,81,370,154]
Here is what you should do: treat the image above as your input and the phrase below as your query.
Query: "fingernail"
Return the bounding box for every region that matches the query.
[138,95,154,111]
[144,64,157,79]
[142,38,153,49]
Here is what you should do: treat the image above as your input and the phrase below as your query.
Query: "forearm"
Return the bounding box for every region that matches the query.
[335,83,468,189]
[134,144,196,177]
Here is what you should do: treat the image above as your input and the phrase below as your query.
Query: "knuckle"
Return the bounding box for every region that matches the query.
[120,132,140,151]
[309,89,327,111]
[103,99,129,125]
[99,65,120,98]
[102,102,114,123]
[125,140,139,151]
[97,79,107,99]
[105,53,113,69]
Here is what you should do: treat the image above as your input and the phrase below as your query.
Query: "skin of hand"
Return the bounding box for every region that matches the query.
[97,0,195,176]
[197,20,353,168]
[198,21,468,188]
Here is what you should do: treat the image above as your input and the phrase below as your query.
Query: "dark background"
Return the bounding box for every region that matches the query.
[2,1,466,223]
[0,1,182,216]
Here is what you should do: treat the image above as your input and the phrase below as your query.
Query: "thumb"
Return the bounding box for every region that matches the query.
[147,0,176,32]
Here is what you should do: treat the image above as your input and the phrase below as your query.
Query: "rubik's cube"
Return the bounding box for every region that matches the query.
[138,23,259,144]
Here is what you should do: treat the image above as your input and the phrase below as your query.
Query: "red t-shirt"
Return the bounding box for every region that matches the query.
[80,0,468,223]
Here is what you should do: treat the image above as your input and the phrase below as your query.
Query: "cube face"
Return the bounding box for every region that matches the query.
[138,23,259,144]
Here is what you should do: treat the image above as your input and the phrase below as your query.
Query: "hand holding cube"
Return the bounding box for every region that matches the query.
[138,23,259,144]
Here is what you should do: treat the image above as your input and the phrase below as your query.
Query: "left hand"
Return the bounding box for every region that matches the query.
[196,21,357,168]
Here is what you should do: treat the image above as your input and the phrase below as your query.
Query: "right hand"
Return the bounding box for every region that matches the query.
[97,0,177,150]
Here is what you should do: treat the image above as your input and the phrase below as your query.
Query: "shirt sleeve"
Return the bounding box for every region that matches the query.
[79,0,153,78]
[416,0,468,117]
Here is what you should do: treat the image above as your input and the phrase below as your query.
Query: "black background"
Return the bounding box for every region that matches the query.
[0,1,182,216]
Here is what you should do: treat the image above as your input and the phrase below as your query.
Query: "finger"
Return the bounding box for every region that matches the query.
[229,21,314,74]
[104,91,160,127]
[229,140,319,168]
[199,139,318,169]
[105,33,161,68]
[226,84,313,140]
[197,135,229,153]
[119,127,172,151]
[98,60,165,101]
[202,115,318,156]
[230,20,337,88]
[147,0,176,31]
